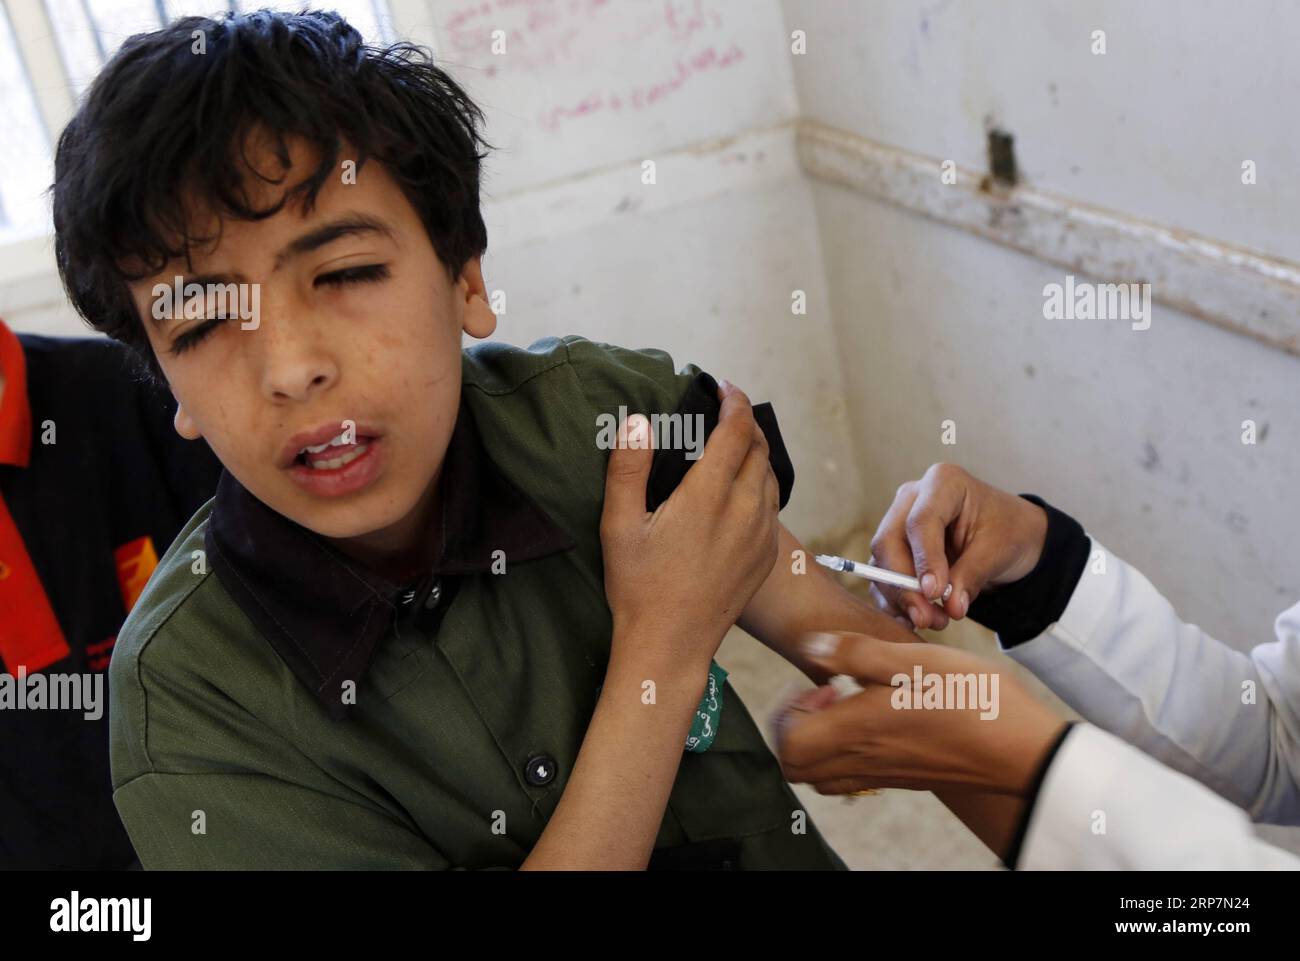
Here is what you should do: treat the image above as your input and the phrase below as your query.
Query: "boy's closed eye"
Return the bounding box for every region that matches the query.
[168,262,391,355]
[314,262,390,288]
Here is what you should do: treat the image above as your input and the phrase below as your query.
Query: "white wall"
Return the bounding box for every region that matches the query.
[428,0,799,192]
[786,0,1300,263]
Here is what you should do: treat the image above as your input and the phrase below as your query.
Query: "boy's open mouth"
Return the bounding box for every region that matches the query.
[279,422,385,497]
[293,433,373,470]
[278,421,382,468]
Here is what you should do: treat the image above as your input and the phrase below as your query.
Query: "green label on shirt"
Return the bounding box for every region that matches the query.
[685,661,727,753]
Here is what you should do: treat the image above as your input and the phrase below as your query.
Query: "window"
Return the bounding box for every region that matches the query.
[45,1,393,97]
[0,3,54,242]
[0,0,396,248]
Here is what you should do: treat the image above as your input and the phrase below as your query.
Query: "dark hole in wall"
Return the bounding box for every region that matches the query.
[987,129,1018,186]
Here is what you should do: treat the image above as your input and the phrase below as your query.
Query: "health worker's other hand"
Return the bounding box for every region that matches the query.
[774,630,1068,795]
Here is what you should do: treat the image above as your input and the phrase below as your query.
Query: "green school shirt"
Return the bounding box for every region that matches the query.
[107,335,846,870]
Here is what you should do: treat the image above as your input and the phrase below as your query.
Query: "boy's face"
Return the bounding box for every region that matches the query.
[128,136,496,570]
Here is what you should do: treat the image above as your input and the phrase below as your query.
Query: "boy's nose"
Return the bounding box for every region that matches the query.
[263,356,339,402]
[255,312,340,402]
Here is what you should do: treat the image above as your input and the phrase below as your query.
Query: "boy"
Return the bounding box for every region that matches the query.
[54,9,1004,868]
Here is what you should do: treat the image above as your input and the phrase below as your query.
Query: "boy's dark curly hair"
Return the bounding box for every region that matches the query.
[52,8,491,385]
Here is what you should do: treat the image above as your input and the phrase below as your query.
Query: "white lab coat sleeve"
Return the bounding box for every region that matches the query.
[1019,723,1300,869]
[1003,538,1300,824]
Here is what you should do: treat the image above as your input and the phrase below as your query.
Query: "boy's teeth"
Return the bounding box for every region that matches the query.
[302,432,349,455]
[304,443,368,470]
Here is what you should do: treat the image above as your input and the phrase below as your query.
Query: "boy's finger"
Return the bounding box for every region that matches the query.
[695,379,758,484]
[763,463,780,514]
[733,425,773,500]
[600,413,653,524]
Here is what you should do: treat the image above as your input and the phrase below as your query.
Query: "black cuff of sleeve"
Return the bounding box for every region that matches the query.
[966,495,1090,648]
[645,370,795,512]
[1002,721,1077,870]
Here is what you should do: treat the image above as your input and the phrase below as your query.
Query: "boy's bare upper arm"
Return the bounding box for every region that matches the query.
[738,523,921,682]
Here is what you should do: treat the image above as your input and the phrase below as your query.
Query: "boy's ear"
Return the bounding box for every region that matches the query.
[174,402,202,441]
[456,256,497,340]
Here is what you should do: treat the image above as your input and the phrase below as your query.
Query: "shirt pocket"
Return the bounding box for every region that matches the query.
[666,680,800,843]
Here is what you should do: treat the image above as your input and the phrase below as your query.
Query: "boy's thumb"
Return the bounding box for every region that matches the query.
[602,413,654,519]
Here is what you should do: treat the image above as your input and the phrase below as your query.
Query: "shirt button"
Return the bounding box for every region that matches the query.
[525,754,556,786]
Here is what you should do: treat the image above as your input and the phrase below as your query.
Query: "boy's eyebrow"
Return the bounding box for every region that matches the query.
[273,214,398,269]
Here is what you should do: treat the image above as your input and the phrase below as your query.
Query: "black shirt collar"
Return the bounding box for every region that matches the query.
[205,398,575,720]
